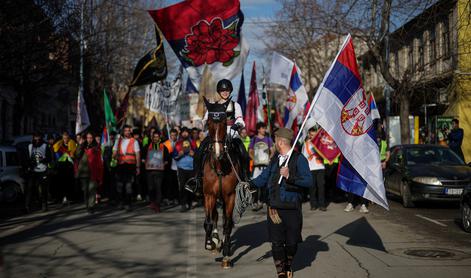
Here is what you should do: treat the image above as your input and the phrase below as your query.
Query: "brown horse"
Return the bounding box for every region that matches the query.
[202,97,240,268]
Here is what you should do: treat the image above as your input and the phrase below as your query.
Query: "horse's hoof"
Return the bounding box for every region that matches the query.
[221,258,232,269]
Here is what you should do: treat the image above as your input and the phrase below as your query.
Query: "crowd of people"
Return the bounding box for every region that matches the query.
[24,119,391,215]
[24,125,205,214]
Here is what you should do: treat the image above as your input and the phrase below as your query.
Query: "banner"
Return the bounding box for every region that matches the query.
[312,128,341,164]
[149,0,249,89]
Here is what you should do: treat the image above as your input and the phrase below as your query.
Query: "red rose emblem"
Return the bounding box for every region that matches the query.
[183,18,239,67]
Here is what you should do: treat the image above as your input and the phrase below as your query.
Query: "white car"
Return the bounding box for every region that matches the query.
[0,145,25,203]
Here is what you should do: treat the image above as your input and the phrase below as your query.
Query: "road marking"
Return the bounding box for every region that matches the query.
[415,214,447,227]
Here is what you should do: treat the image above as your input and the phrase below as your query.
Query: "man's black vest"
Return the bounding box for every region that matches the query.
[267,151,303,210]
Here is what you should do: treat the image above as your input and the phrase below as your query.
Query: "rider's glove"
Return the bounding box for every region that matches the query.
[231,123,242,131]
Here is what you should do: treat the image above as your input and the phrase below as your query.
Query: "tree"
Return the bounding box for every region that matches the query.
[267,0,457,144]
[0,0,76,134]
[1,0,169,133]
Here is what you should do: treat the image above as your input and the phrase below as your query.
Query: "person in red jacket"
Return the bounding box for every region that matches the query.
[75,131,103,213]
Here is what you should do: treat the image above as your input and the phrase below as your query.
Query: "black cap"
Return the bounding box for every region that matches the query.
[216,79,233,93]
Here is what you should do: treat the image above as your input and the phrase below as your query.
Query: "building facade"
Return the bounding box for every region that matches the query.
[360,0,471,161]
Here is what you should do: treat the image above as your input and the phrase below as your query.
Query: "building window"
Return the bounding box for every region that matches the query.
[408,43,414,71]
[418,36,424,69]
[429,28,436,64]
[442,20,450,57]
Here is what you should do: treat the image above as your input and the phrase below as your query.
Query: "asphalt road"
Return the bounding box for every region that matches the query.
[1,197,471,278]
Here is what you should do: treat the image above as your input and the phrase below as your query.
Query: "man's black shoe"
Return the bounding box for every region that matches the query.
[310,206,318,211]
[319,206,327,211]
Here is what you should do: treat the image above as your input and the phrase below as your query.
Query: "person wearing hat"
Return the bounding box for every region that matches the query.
[193,79,249,189]
[250,128,312,278]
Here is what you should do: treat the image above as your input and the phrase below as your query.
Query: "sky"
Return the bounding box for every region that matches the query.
[161,0,282,97]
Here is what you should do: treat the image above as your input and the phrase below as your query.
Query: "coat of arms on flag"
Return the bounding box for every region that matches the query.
[149,0,249,89]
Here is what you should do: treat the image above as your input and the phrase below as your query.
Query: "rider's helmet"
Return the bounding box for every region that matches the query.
[216,79,233,93]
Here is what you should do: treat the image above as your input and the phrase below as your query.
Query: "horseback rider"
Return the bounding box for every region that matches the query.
[193,79,250,188]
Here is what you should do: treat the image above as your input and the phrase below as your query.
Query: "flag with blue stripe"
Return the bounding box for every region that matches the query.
[310,34,388,209]
[284,64,308,129]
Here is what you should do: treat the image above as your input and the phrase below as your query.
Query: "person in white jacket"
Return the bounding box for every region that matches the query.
[193,79,249,190]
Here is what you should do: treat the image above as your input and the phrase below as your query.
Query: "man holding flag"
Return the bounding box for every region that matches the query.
[267,34,387,213]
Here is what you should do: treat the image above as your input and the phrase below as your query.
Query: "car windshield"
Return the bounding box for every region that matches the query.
[405,147,465,166]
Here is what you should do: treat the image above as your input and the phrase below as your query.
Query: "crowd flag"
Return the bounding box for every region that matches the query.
[149,0,249,90]
[283,64,308,131]
[130,27,167,87]
[75,87,90,135]
[270,52,294,88]
[310,34,388,209]
[245,61,260,136]
[102,90,117,146]
[311,128,341,164]
[237,71,246,115]
[115,89,131,126]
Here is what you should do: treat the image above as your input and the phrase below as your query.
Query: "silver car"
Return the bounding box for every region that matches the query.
[0,145,25,203]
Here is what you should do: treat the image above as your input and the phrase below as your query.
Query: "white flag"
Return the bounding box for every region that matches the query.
[75,87,90,135]
[270,52,294,88]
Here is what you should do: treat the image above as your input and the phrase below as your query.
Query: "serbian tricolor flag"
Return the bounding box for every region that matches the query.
[310,34,388,209]
[284,64,308,131]
[312,128,341,164]
[149,0,249,90]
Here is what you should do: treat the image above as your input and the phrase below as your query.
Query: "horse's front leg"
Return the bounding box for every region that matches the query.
[204,195,217,251]
[221,193,235,268]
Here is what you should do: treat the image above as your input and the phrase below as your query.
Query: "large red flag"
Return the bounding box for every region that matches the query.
[148,0,249,90]
[245,61,259,136]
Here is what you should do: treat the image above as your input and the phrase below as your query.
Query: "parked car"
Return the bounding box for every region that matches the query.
[0,145,25,203]
[461,185,471,232]
[384,144,471,208]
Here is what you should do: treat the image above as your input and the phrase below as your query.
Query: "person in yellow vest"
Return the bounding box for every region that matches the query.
[239,127,251,151]
[113,125,141,211]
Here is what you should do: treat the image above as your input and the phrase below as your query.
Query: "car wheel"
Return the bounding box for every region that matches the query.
[0,181,22,203]
[401,181,415,208]
[462,202,471,233]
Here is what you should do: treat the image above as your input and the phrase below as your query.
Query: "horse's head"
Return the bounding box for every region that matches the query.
[204,97,231,160]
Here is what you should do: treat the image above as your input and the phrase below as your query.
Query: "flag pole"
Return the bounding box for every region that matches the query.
[278,34,351,184]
